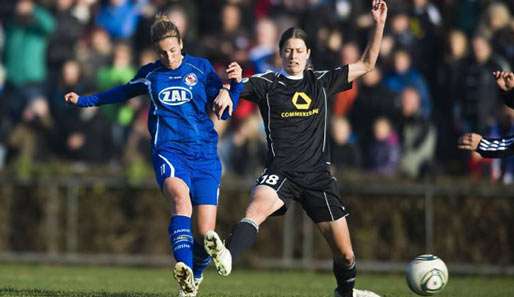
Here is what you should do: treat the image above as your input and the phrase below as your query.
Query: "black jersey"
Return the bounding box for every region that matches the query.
[240,65,352,181]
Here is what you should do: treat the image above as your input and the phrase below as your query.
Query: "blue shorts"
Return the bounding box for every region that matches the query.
[152,149,222,206]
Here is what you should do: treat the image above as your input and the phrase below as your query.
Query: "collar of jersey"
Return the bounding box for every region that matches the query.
[279,68,304,80]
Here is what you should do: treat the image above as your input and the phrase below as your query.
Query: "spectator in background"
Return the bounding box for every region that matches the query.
[3,0,56,120]
[479,2,514,69]
[350,66,397,161]
[49,60,113,164]
[384,49,431,118]
[330,116,361,173]
[396,87,436,178]
[332,41,360,116]
[47,0,85,78]
[457,35,503,134]
[202,2,250,65]
[410,0,442,89]
[77,27,113,83]
[435,30,469,170]
[50,60,93,127]
[368,117,400,176]
[95,42,137,156]
[315,27,344,69]
[389,11,416,54]
[249,17,279,73]
[95,0,142,40]
[2,0,55,175]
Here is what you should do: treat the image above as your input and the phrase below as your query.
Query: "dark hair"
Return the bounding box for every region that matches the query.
[278,27,310,52]
[150,14,181,43]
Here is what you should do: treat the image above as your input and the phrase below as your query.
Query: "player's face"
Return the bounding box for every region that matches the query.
[155,37,183,69]
[281,38,310,76]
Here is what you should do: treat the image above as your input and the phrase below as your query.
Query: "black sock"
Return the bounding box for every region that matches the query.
[226,218,258,261]
[334,259,356,297]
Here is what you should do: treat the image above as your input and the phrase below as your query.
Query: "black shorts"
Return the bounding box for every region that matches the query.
[256,169,349,223]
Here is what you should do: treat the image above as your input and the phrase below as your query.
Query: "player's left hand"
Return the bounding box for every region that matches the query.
[226,62,242,83]
[371,0,387,25]
[213,86,233,120]
[458,133,482,151]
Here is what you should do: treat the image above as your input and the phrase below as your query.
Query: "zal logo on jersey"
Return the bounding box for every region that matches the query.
[158,87,193,106]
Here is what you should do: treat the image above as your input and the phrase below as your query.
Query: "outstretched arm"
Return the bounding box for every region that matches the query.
[65,82,147,107]
[348,0,387,82]
[458,133,514,158]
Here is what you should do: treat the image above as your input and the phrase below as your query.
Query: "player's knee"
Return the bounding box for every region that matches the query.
[335,250,355,267]
[172,196,192,216]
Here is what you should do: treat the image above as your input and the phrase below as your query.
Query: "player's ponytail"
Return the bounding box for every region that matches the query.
[150,14,181,43]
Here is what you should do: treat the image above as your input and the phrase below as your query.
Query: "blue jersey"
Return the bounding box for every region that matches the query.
[77,55,242,155]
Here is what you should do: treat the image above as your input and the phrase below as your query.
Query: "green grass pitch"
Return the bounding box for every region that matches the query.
[0,264,513,297]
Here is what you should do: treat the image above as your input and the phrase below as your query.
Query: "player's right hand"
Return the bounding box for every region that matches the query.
[64,92,80,105]
[493,71,514,92]
[458,133,482,151]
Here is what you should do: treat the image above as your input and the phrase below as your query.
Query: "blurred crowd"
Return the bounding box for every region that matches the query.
[0,0,513,183]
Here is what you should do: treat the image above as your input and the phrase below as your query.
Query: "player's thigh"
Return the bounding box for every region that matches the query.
[245,185,285,225]
[194,204,217,236]
[153,151,193,214]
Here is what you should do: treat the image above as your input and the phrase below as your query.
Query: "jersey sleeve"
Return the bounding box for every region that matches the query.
[76,66,148,107]
[476,136,514,158]
[205,61,224,101]
[240,74,272,104]
[315,65,353,97]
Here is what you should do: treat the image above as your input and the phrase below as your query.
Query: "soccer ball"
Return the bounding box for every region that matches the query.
[406,254,449,296]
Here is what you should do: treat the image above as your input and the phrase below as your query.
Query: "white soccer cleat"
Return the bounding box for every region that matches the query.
[204,230,232,276]
[177,289,195,297]
[334,289,381,297]
[352,289,381,297]
[194,276,203,294]
[173,262,197,296]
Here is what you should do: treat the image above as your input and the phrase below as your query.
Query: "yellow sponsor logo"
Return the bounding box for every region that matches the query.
[292,92,312,110]
[281,108,319,118]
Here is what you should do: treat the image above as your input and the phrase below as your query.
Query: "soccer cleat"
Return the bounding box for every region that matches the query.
[173,262,196,296]
[177,277,203,297]
[177,289,195,297]
[204,230,232,276]
[334,289,381,297]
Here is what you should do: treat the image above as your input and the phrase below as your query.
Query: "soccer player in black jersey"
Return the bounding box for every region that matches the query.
[459,71,514,158]
[204,1,388,297]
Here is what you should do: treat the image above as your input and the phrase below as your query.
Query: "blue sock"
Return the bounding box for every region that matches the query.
[169,215,193,269]
[193,238,211,279]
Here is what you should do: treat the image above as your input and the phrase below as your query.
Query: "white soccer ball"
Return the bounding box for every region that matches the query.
[406,254,449,296]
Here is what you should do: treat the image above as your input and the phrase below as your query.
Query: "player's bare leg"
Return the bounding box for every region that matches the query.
[317,217,380,297]
[205,185,284,276]
[191,205,217,292]
[164,178,196,296]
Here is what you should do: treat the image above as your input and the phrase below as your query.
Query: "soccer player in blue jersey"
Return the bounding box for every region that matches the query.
[64,16,243,297]
[459,71,514,158]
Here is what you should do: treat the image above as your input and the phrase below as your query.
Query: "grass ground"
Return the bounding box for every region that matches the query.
[0,264,513,297]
